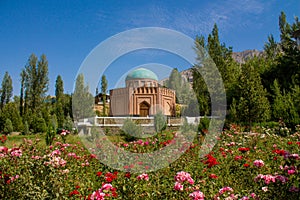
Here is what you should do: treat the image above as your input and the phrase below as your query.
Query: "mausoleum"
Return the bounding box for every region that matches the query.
[109,68,176,117]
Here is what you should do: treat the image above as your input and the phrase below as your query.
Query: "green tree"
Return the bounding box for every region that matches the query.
[23,54,49,114]
[193,25,238,116]
[122,118,142,141]
[207,24,240,105]
[101,75,108,116]
[265,12,300,92]
[2,103,23,132]
[154,110,167,133]
[64,115,74,131]
[0,72,13,109]
[235,61,271,129]
[192,36,211,116]
[279,11,292,51]
[166,69,181,95]
[19,69,26,116]
[72,74,94,121]
[51,114,58,130]
[183,97,200,117]
[291,85,300,116]
[4,119,13,134]
[228,98,238,123]
[55,75,64,102]
[56,102,64,128]
[31,114,47,133]
[62,94,73,119]
[166,68,191,104]
[45,124,56,145]
[23,121,30,134]
[272,80,299,126]
[264,34,280,60]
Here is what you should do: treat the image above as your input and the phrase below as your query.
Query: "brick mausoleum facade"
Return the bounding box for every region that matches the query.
[109,68,176,117]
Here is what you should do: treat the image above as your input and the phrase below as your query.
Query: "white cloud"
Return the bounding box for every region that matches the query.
[95,0,271,38]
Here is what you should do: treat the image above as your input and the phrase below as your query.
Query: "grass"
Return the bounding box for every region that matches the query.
[5,134,45,148]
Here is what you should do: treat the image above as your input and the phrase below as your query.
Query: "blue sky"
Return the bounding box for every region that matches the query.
[0,0,299,96]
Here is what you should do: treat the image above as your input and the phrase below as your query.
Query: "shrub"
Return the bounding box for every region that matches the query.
[154,110,167,133]
[198,116,210,136]
[23,121,30,135]
[45,125,56,145]
[63,116,74,132]
[4,119,13,134]
[122,118,142,141]
[32,116,47,133]
[1,122,299,199]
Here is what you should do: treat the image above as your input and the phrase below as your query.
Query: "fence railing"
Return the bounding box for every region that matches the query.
[76,116,218,127]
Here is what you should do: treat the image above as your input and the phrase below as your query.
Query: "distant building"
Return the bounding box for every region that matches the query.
[109,68,176,117]
[94,93,110,116]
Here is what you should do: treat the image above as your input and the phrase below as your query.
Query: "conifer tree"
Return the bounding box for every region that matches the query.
[236,61,271,129]
[0,72,13,109]
[101,75,108,116]
[55,75,64,102]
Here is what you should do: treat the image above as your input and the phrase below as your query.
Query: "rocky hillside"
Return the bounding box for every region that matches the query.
[160,49,264,84]
[232,49,264,64]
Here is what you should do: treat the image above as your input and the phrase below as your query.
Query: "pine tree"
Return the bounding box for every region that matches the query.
[236,61,271,129]
[56,102,64,128]
[55,75,65,127]
[208,25,239,86]
[193,25,238,116]
[275,12,300,91]
[264,34,279,59]
[0,72,13,109]
[192,36,210,116]
[19,69,26,116]
[55,75,64,102]
[101,75,108,116]
[272,80,299,126]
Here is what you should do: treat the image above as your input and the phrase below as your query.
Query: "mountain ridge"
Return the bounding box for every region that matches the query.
[160,49,264,85]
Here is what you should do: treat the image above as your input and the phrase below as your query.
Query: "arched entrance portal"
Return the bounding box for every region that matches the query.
[140,101,150,117]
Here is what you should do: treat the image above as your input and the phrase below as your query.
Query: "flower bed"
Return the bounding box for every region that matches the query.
[0,125,299,199]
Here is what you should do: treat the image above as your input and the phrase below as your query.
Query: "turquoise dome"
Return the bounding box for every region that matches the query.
[125,68,158,81]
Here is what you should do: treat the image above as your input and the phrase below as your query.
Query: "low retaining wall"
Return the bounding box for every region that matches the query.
[94,116,183,127]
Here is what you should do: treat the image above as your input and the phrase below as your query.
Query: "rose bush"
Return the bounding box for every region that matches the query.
[0,124,299,199]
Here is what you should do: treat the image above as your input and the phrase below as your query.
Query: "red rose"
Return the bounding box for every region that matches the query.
[125,172,131,178]
[96,171,102,177]
[209,174,218,179]
[243,163,250,167]
[238,147,250,153]
[235,156,243,161]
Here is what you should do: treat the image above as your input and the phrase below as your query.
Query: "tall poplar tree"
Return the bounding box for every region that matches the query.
[207,24,239,105]
[23,54,49,114]
[101,75,108,116]
[0,71,13,109]
[19,69,26,116]
[55,75,64,102]
[55,75,65,127]
[72,74,94,121]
